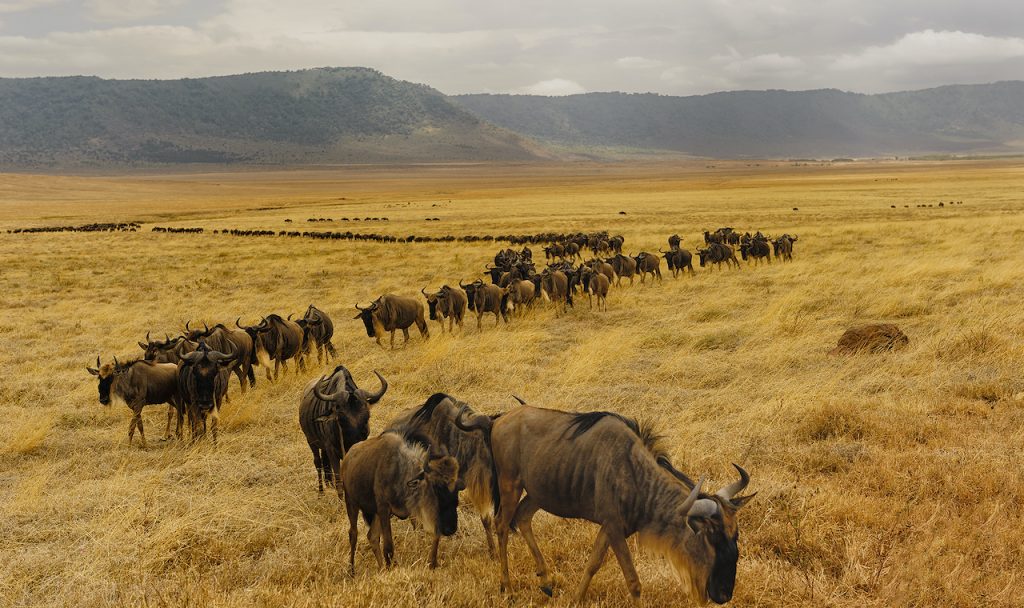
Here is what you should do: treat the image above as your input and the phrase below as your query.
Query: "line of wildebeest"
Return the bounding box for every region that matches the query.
[84,226,785,604]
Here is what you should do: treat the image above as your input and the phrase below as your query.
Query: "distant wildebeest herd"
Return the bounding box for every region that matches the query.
[82,228,787,603]
[6,221,140,234]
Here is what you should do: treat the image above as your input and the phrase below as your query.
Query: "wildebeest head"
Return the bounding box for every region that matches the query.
[459,279,483,309]
[179,341,237,411]
[696,248,709,267]
[654,465,754,604]
[353,300,380,337]
[407,445,464,537]
[86,355,121,405]
[181,320,214,342]
[139,332,180,361]
[422,287,440,320]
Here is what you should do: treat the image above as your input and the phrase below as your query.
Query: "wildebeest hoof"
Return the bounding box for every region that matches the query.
[539,585,553,597]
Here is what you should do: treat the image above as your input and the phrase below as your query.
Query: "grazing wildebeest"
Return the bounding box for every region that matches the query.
[299,366,388,493]
[460,279,509,329]
[697,243,741,272]
[456,406,754,603]
[607,254,637,286]
[540,269,570,316]
[341,428,464,572]
[589,271,610,311]
[86,356,182,447]
[389,393,500,559]
[354,294,429,349]
[299,304,337,363]
[239,314,305,381]
[182,321,257,392]
[422,285,468,333]
[176,341,236,443]
[634,252,663,283]
[774,234,798,261]
[660,248,695,278]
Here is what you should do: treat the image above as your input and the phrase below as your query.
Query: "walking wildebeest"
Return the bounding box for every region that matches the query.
[182,321,257,393]
[634,252,663,284]
[588,259,616,285]
[540,269,570,316]
[588,271,610,311]
[660,248,695,277]
[504,279,539,318]
[456,406,754,604]
[86,356,182,447]
[299,366,389,493]
[354,294,429,349]
[422,285,468,333]
[389,393,500,559]
[239,314,306,380]
[668,234,682,250]
[177,341,236,443]
[740,236,772,265]
[774,234,798,261]
[697,242,741,272]
[299,304,337,363]
[341,428,464,572]
[607,254,637,286]
[460,279,509,329]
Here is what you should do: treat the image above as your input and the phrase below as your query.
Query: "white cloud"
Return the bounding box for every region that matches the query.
[519,78,586,95]
[834,29,1024,70]
[615,56,663,70]
[84,0,185,23]
[0,0,61,12]
[724,53,804,74]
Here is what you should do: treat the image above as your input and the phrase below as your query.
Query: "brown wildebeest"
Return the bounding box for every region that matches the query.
[774,234,798,261]
[239,314,306,380]
[609,235,624,254]
[354,294,429,349]
[341,428,464,572]
[740,237,772,265]
[389,393,500,558]
[299,366,388,493]
[607,254,636,286]
[504,279,538,318]
[540,269,570,316]
[139,333,197,435]
[634,252,663,283]
[422,285,468,333]
[588,271,610,311]
[87,356,182,447]
[460,279,509,329]
[660,248,695,277]
[668,234,682,250]
[456,406,754,603]
[176,341,236,443]
[299,304,337,363]
[588,259,616,285]
[697,242,741,272]
[563,241,581,260]
[182,321,257,393]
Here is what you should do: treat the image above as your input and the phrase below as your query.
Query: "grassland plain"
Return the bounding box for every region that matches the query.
[1,159,1022,607]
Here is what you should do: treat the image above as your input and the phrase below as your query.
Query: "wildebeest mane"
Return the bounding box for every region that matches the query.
[410,392,454,427]
[565,411,693,483]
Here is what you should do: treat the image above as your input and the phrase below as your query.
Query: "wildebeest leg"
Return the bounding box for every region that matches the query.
[368,517,385,569]
[326,340,337,360]
[164,405,175,440]
[281,359,290,377]
[210,408,219,446]
[346,498,361,575]
[656,268,662,282]
[477,311,484,330]
[247,364,256,389]
[378,506,396,567]
[429,534,441,569]
[234,366,246,394]
[496,481,525,593]
[127,413,139,446]
[514,495,553,595]
[607,529,642,599]
[482,514,496,559]
[575,529,611,603]
[402,327,410,347]
[310,444,324,493]
[135,412,147,449]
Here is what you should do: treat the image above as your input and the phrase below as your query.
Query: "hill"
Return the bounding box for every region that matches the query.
[0,68,541,169]
[454,82,1024,158]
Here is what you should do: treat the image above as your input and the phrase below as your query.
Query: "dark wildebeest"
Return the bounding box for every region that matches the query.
[240,314,305,381]
[543,243,564,261]
[609,235,624,254]
[774,234,798,261]
[456,406,754,604]
[460,279,509,329]
[389,393,500,559]
[607,254,636,286]
[176,341,236,443]
[634,252,663,284]
[668,234,682,250]
[422,285,468,334]
[298,366,388,493]
[299,304,337,364]
[660,248,695,278]
[563,241,581,260]
[354,294,429,349]
[341,428,464,572]
[739,237,772,265]
[86,356,182,447]
[540,269,570,316]
[697,242,741,272]
[138,333,197,436]
[182,321,257,393]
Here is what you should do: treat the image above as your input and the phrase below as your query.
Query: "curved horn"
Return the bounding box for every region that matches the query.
[235,317,245,329]
[287,312,294,320]
[355,303,368,311]
[358,371,388,405]
[178,349,202,363]
[716,463,750,501]
[96,355,101,368]
[459,279,468,289]
[422,287,429,296]
[206,342,237,363]
[113,356,120,367]
[313,375,347,402]
[511,394,527,406]
[454,404,493,434]
[681,475,706,515]
[145,331,151,342]
[185,320,191,332]
[165,333,171,343]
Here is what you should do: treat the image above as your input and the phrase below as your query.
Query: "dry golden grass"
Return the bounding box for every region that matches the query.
[2,159,1023,607]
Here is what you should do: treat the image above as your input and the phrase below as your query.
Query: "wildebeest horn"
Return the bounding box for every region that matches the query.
[287,313,294,320]
[185,320,191,332]
[681,475,706,516]
[96,355,101,368]
[422,287,429,296]
[203,322,209,334]
[454,404,493,434]
[145,331,151,342]
[716,463,750,501]
[165,333,171,343]
[354,303,368,311]
[511,394,527,405]
[207,342,236,363]
[113,356,120,367]
[313,375,347,402]
[235,317,245,329]
[459,279,468,289]
[357,371,388,405]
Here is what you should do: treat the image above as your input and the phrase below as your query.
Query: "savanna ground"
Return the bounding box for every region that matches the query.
[1,159,1023,607]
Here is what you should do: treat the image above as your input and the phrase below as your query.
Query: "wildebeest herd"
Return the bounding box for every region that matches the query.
[84,228,793,603]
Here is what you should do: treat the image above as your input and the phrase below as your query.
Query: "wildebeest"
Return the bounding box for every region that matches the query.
[298,305,337,364]
[299,366,389,493]
[773,234,798,261]
[608,235,624,254]
[503,279,539,318]
[86,356,182,447]
[176,341,236,443]
[460,279,509,329]
[607,254,637,286]
[668,234,682,250]
[588,271,610,311]
[354,294,429,349]
[587,259,616,285]
[456,406,754,603]
[697,243,741,272]
[422,285,468,333]
[634,252,663,283]
[739,236,772,265]
[660,248,695,278]
[540,269,571,316]
[389,393,500,558]
[238,314,305,381]
[341,428,464,572]
[182,321,257,393]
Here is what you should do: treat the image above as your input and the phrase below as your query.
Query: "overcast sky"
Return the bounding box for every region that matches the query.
[0,0,1022,95]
